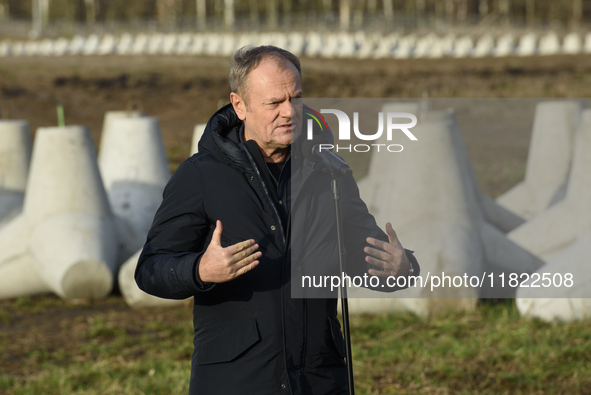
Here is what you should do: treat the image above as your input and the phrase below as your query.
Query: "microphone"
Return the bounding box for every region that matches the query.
[301,135,353,177]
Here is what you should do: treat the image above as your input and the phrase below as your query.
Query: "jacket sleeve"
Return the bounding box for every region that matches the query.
[341,174,420,292]
[135,158,215,299]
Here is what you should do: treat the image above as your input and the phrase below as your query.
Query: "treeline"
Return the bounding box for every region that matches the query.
[0,0,588,30]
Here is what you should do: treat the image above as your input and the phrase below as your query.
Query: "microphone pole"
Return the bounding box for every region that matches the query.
[301,136,355,395]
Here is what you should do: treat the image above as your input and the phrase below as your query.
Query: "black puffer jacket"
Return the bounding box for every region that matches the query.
[136,104,417,395]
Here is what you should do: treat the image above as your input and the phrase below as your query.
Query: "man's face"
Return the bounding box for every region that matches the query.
[231,57,303,155]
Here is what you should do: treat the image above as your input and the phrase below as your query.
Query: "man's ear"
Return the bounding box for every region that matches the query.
[230,92,247,121]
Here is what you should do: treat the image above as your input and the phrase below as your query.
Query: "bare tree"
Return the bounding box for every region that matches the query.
[196,0,206,29]
[0,0,9,20]
[249,0,259,27]
[267,0,278,29]
[383,0,393,24]
[572,0,583,28]
[224,0,235,30]
[32,0,49,37]
[479,0,489,18]
[498,0,510,25]
[85,0,96,28]
[282,0,292,26]
[525,0,535,27]
[157,0,178,28]
[340,0,351,30]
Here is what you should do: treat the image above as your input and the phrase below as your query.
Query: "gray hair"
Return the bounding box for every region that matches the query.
[229,45,302,103]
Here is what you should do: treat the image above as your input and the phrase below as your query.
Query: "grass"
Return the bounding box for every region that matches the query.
[1,296,590,394]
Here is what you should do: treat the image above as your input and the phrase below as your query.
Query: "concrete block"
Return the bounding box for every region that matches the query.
[131,34,150,55]
[354,106,542,316]
[516,33,537,56]
[0,41,11,57]
[516,229,591,321]
[585,33,591,53]
[0,120,32,224]
[393,34,415,59]
[286,32,305,56]
[116,33,134,55]
[119,249,186,308]
[563,33,583,55]
[98,117,170,265]
[190,34,206,55]
[97,34,117,55]
[204,33,222,56]
[161,33,178,55]
[53,38,69,56]
[356,32,378,59]
[220,33,237,56]
[0,126,118,300]
[336,33,356,58]
[454,36,474,58]
[191,124,207,156]
[304,32,323,57]
[175,33,194,55]
[372,34,398,59]
[82,34,100,55]
[497,101,584,219]
[538,32,561,55]
[473,34,494,57]
[495,34,515,57]
[147,34,165,55]
[68,35,85,55]
[509,109,591,260]
[39,39,54,56]
[24,41,40,56]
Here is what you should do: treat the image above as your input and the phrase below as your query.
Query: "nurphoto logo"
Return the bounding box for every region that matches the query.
[304,108,418,153]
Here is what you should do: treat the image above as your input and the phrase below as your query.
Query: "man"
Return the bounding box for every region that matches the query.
[136,45,418,395]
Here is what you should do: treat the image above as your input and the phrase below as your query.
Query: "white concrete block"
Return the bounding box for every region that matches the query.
[585,33,591,53]
[204,33,223,56]
[336,33,356,58]
[24,41,40,56]
[286,32,305,56]
[175,33,194,55]
[191,124,207,156]
[356,32,378,59]
[190,34,206,55]
[321,33,339,58]
[538,32,561,56]
[0,120,32,224]
[495,34,515,57]
[147,33,165,55]
[68,35,86,55]
[304,32,324,57]
[161,33,178,55]
[355,106,542,316]
[372,34,398,59]
[563,32,583,55]
[453,36,474,58]
[509,109,591,260]
[497,101,584,220]
[516,229,591,321]
[53,37,70,56]
[116,33,134,55]
[0,41,11,57]
[98,117,170,265]
[119,249,186,308]
[0,126,119,300]
[393,34,415,59]
[220,33,237,56]
[82,34,100,55]
[131,34,149,55]
[516,33,537,56]
[97,34,117,55]
[39,39,54,56]
[473,34,495,57]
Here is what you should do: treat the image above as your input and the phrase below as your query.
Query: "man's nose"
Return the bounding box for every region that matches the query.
[279,100,292,119]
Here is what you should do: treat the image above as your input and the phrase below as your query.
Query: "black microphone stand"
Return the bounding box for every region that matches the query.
[330,173,355,395]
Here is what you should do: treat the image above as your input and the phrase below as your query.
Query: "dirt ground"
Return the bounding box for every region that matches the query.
[1,53,591,387]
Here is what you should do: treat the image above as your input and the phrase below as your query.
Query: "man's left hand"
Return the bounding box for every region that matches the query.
[364,222,410,278]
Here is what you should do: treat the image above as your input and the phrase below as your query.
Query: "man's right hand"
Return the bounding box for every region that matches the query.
[197,220,261,283]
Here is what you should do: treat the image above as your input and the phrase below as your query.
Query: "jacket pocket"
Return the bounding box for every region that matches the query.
[195,318,260,365]
[327,316,346,358]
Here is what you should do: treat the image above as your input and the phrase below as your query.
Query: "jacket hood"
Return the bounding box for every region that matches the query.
[197,103,335,172]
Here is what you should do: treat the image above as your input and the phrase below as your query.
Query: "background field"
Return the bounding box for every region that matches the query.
[1,53,591,394]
